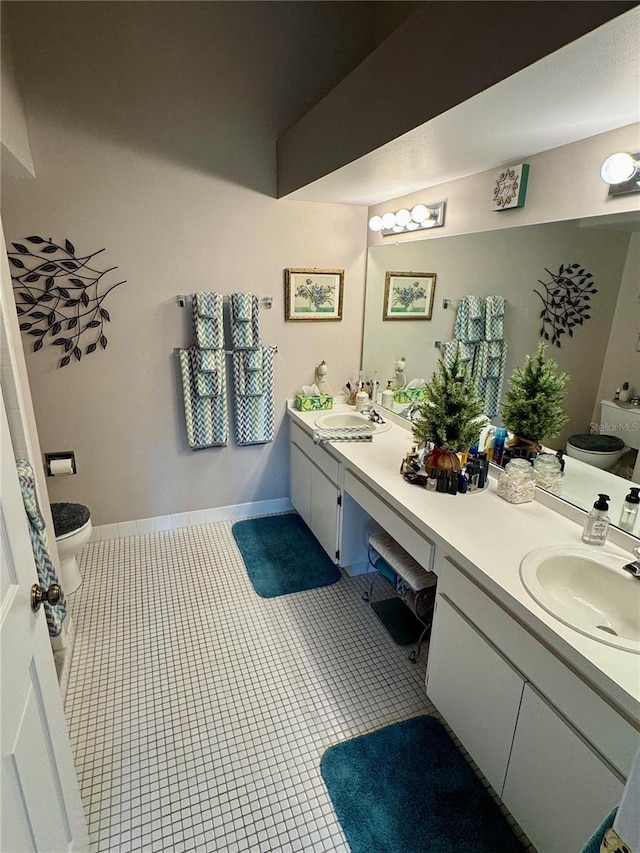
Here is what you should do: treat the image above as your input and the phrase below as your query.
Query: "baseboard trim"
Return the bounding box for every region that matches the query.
[90,498,294,542]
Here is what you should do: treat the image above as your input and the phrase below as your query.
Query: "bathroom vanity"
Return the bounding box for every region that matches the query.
[288,403,640,853]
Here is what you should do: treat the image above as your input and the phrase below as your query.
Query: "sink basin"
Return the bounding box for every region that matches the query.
[314,411,392,434]
[520,546,640,653]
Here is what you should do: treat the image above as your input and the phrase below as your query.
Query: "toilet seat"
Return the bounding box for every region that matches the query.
[51,502,91,539]
[567,434,625,454]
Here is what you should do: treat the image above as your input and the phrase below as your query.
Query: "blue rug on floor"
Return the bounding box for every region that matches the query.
[321,715,526,853]
[232,513,341,598]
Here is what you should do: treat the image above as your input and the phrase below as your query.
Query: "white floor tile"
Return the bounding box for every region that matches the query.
[66,516,536,853]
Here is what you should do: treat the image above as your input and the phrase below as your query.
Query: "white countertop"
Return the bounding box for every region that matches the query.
[288,403,640,724]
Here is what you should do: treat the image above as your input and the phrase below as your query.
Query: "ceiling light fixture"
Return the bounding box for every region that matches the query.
[368,201,446,235]
[600,152,640,196]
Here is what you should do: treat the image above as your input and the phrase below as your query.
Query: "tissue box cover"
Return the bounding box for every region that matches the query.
[394,389,426,404]
[295,394,333,411]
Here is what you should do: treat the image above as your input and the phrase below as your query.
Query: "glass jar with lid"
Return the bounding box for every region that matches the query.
[496,458,536,504]
[533,453,564,496]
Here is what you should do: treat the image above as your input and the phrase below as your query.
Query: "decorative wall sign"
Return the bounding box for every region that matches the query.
[284,268,343,321]
[491,163,530,210]
[534,262,596,348]
[9,237,126,367]
[383,271,436,320]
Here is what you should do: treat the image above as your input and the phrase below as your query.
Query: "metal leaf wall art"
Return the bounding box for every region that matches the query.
[533,262,596,348]
[9,237,126,367]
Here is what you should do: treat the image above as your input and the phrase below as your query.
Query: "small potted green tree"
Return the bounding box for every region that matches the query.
[502,342,570,456]
[412,347,488,473]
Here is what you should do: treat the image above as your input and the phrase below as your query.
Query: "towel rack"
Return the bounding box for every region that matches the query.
[173,346,278,356]
[177,294,273,309]
[442,297,509,309]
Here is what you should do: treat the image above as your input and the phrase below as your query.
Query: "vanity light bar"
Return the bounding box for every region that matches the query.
[369,201,446,236]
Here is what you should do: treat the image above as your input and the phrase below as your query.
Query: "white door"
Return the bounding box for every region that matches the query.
[1,391,88,852]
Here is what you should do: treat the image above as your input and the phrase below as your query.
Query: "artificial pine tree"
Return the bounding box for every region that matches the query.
[502,342,569,450]
[412,346,487,470]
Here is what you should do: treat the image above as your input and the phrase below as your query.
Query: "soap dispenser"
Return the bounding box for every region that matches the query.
[619,487,640,532]
[381,382,394,409]
[582,494,611,545]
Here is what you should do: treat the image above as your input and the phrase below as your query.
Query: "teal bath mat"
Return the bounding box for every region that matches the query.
[321,715,526,853]
[371,598,424,645]
[232,513,341,598]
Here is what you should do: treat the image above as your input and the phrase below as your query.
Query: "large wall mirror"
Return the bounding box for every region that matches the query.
[362,211,640,535]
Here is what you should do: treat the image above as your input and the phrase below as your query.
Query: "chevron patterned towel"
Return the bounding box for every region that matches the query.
[192,292,224,349]
[16,458,67,636]
[454,296,485,342]
[484,295,505,341]
[232,346,274,445]
[442,340,476,371]
[474,340,508,417]
[231,292,261,349]
[313,427,373,444]
[195,348,225,397]
[179,348,229,448]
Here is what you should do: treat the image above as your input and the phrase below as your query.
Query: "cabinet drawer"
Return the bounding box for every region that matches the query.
[290,421,340,486]
[344,469,433,571]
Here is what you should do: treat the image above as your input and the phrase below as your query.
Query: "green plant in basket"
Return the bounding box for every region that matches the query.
[502,342,569,454]
[412,346,488,472]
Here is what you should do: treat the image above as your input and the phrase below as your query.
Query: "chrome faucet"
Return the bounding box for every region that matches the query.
[623,546,640,579]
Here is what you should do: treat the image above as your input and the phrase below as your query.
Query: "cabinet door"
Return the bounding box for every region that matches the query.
[502,684,624,853]
[426,595,525,795]
[310,464,339,562]
[290,442,311,526]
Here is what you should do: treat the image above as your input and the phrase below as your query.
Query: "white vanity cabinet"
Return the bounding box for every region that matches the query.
[290,422,341,561]
[426,563,631,853]
[425,596,524,795]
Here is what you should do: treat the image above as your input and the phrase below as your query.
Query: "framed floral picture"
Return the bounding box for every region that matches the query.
[383,271,436,320]
[284,268,344,321]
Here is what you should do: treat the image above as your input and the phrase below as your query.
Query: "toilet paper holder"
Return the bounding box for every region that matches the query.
[44,451,77,477]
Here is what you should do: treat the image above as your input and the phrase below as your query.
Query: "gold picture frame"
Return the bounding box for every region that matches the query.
[383,271,436,320]
[284,268,344,321]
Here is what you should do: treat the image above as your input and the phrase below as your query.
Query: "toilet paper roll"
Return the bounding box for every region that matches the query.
[49,457,74,476]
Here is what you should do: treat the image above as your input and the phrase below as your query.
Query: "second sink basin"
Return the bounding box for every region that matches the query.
[520,545,640,653]
[314,411,392,434]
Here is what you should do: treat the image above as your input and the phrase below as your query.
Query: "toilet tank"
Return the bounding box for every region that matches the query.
[600,399,640,450]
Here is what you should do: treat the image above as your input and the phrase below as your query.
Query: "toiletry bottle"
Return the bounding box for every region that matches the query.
[492,427,508,465]
[614,387,620,401]
[355,383,369,412]
[619,488,640,532]
[381,382,394,409]
[426,467,438,492]
[620,382,631,403]
[582,494,611,545]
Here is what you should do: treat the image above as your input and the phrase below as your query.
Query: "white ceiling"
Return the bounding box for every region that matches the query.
[285,7,640,207]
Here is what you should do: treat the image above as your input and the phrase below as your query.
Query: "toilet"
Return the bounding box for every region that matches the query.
[566,399,640,471]
[51,502,92,595]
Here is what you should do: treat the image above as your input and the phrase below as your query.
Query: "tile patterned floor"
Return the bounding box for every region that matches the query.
[65,516,534,852]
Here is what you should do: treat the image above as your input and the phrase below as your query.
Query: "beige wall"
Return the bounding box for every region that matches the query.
[1,3,371,525]
[596,233,640,408]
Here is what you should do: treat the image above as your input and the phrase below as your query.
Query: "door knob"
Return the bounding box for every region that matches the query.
[30,583,62,613]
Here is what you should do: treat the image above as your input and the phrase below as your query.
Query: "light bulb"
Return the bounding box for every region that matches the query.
[405,221,420,231]
[601,152,638,185]
[382,212,396,229]
[395,208,411,227]
[368,215,383,232]
[410,204,429,223]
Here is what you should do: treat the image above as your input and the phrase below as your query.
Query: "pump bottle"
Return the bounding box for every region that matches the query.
[582,494,611,545]
[619,488,640,532]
